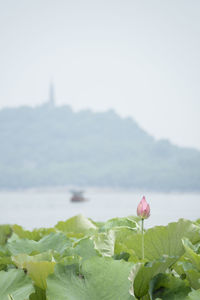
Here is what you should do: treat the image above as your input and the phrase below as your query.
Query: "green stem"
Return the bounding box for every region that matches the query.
[141,218,144,260]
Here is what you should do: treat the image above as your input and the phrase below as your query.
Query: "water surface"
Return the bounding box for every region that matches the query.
[0,189,199,229]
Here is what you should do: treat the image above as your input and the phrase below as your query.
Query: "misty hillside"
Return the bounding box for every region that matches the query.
[0,104,199,191]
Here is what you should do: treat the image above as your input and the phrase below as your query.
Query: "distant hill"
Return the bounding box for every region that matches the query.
[0,104,199,191]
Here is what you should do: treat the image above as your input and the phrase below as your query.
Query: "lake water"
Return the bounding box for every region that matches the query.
[0,189,199,229]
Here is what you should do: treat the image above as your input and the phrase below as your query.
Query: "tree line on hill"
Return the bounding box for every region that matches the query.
[0,104,199,191]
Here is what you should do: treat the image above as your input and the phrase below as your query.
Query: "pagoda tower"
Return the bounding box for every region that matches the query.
[48,82,55,107]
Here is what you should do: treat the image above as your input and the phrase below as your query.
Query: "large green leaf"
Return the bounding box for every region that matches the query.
[195,219,200,225]
[55,215,97,237]
[72,237,99,260]
[185,269,200,290]
[12,252,55,289]
[113,227,139,262]
[174,258,200,290]
[91,231,115,257]
[8,233,72,255]
[55,254,81,266]
[59,238,98,262]
[29,286,46,300]
[12,251,53,267]
[149,273,191,300]
[0,256,13,270]
[130,255,178,298]
[0,225,12,245]
[46,257,135,300]
[100,216,140,232]
[0,269,34,300]
[114,219,200,261]
[12,225,55,241]
[176,238,200,289]
[26,261,55,290]
[0,242,12,270]
[187,289,200,300]
[182,238,200,270]
[0,244,9,256]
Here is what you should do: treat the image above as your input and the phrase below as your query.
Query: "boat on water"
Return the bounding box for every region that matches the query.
[70,190,88,202]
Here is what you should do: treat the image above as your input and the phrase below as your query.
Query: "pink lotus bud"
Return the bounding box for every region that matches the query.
[137,196,150,219]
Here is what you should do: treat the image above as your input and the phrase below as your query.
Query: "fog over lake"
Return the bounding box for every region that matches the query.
[0,190,199,229]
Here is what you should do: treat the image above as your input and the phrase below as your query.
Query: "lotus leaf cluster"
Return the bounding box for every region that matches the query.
[0,215,200,299]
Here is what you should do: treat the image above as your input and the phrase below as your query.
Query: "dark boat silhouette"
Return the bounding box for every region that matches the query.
[70,190,88,202]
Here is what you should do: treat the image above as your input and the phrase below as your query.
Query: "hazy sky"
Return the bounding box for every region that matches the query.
[0,0,200,149]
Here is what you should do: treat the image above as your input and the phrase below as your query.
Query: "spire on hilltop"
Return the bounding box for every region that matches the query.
[48,82,55,107]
